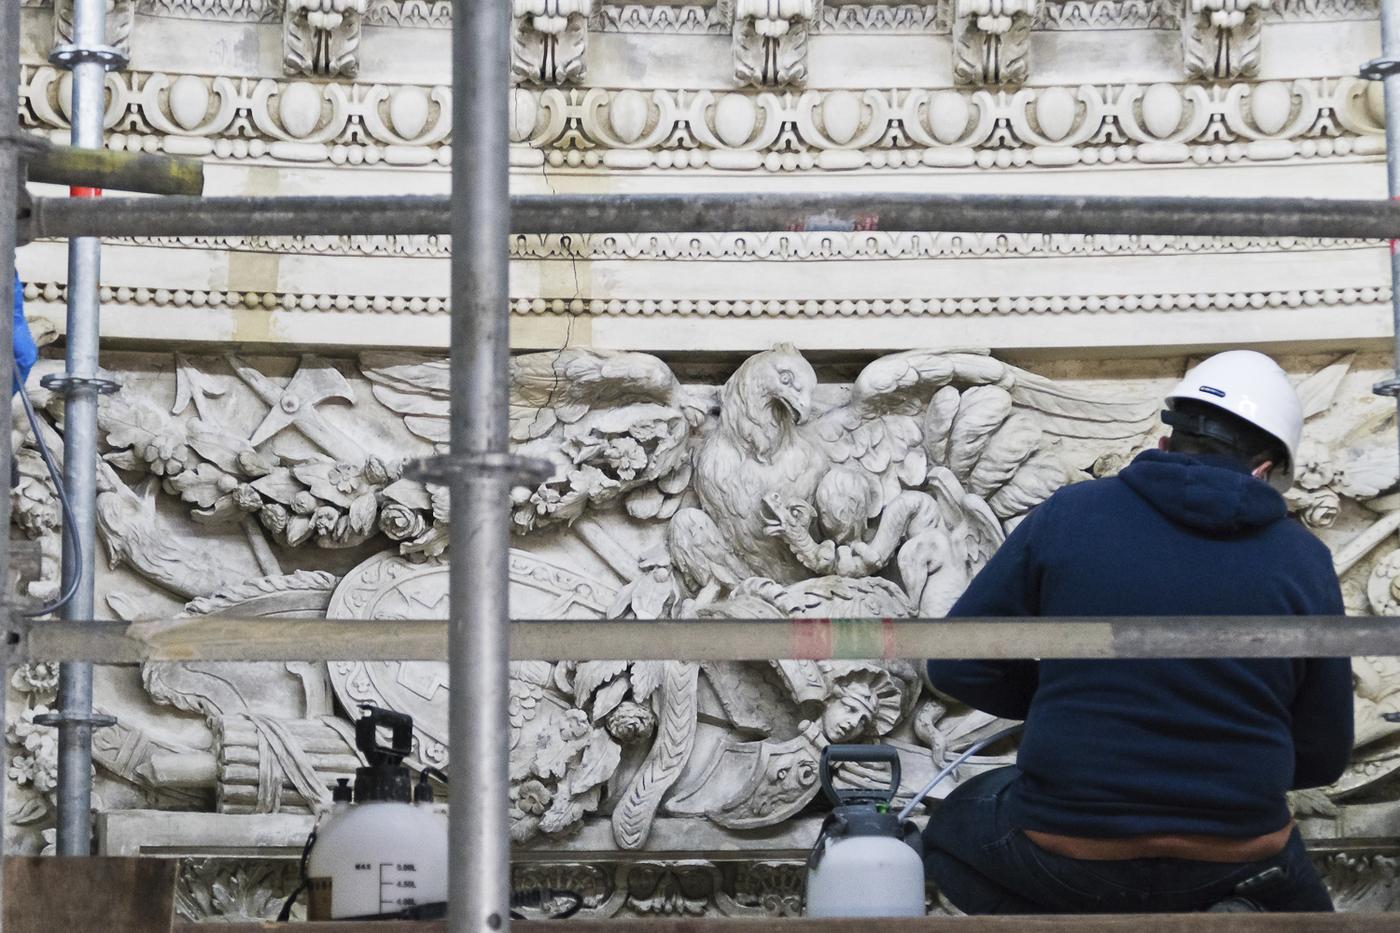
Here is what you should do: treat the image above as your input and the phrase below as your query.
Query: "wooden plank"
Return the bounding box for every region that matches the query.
[23,614,1400,664]
[170,915,1399,933]
[6,856,176,933]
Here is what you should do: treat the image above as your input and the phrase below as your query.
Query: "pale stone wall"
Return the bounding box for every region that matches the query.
[9,0,1400,920]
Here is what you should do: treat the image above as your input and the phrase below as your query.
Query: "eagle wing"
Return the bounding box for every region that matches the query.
[812,350,1159,529]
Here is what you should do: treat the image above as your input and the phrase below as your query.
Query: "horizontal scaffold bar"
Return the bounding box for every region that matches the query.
[26,144,204,196]
[24,192,1400,240]
[14,615,1400,664]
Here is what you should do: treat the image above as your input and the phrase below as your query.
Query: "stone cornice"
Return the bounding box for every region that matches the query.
[21,280,1390,320]
[27,0,1369,31]
[16,67,1386,174]
[103,232,1378,262]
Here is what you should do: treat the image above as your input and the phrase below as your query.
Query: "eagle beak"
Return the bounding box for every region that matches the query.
[777,391,809,424]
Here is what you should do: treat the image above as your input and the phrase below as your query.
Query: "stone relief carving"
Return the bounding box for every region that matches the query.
[513,0,591,85]
[53,0,136,59]
[1183,0,1267,80]
[7,346,1400,908]
[17,66,1384,173]
[720,0,822,87]
[952,0,1038,85]
[282,0,368,77]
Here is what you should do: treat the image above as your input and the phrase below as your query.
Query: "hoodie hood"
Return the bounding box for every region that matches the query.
[1117,449,1286,535]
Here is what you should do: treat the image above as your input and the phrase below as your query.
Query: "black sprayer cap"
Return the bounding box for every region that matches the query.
[332,777,353,803]
[353,705,414,804]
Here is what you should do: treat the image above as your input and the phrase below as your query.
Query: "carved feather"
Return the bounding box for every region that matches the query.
[612,660,699,849]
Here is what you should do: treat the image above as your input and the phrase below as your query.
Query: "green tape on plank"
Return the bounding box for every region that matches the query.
[791,618,895,660]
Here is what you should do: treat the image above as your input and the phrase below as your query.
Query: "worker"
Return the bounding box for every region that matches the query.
[923,350,1353,914]
[12,271,36,389]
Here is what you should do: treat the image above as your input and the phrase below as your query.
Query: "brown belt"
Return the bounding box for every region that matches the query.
[1023,821,1295,863]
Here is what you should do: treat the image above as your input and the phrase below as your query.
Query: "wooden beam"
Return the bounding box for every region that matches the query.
[6,856,176,933]
[21,614,1400,664]
[170,915,1398,933]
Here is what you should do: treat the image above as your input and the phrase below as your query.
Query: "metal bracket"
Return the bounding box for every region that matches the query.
[407,451,555,487]
[1361,56,1400,81]
[40,373,121,396]
[1374,377,1400,398]
[33,710,117,728]
[48,44,128,72]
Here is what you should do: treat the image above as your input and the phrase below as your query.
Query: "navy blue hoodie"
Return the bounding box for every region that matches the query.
[927,449,1354,839]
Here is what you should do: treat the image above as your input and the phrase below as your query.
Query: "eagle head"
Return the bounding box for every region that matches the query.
[721,344,817,460]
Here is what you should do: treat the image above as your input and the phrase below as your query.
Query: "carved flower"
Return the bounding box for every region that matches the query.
[142,433,189,477]
[259,502,290,534]
[290,492,318,515]
[515,780,554,816]
[1294,441,1334,491]
[530,484,563,516]
[233,484,263,513]
[12,663,58,696]
[604,701,656,745]
[8,705,57,794]
[327,462,366,495]
[560,707,590,740]
[379,503,427,541]
[603,438,648,481]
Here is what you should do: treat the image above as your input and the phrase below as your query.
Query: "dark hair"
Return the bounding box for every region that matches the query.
[1165,399,1287,472]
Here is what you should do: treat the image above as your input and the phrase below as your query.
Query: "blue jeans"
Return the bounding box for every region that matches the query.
[922,767,1333,914]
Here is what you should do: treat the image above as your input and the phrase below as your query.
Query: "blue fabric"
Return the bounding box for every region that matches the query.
[926,449,1353,840]
[923,766,1334,914]
[12,272,36,389]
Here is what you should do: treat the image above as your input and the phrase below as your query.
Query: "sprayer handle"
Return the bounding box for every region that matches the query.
[819,744,901,806]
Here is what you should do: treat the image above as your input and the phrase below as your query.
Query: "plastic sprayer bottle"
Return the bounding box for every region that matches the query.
[805,744,926,918]
[305,706,448,920]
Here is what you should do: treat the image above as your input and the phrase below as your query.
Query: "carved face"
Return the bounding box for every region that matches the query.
[822,688,877,743]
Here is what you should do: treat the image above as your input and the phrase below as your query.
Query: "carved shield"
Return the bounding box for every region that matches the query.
[326,550,618,771]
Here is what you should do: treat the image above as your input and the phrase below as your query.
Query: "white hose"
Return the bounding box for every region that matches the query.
[896,723,1024,823]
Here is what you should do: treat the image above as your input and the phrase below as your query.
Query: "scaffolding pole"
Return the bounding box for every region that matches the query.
[441,2,543,932]
[23,191,1400,240]
[0,0,19,920]
[1371,0,1400,492]
[48,0,119,858]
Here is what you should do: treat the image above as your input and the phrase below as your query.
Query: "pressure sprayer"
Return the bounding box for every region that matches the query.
[806,724,1024,918]
[281,706,449,921]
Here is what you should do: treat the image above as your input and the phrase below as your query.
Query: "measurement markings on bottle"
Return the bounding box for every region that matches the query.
[379,862,420,910]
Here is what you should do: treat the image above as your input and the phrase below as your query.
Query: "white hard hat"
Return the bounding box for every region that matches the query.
[1164,350,1302,492]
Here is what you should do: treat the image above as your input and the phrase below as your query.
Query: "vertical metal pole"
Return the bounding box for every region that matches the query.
[0,0,22,914]
[53,0,108,857]
[1367,0,1400,466]
[450,0,512,930]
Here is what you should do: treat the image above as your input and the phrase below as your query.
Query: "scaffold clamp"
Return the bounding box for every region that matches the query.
[1373,377,1400,398]
[48,44,127,72]
[40,373,122,396]
[407,451,555,488]
[33,710,117,729]
[1361,56,1400,81]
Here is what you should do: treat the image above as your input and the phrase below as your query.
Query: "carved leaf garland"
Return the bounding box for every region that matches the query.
[613,661,699,849]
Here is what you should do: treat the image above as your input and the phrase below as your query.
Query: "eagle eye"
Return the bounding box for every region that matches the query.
[778,370,794,387]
